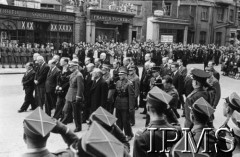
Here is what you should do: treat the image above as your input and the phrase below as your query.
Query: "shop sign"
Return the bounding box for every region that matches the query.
[91,14,132,23]
[20,21,34,30]
[0,6,75,22]
[50,24,73,32]
[161,35,173,43]
[154,10,164,16]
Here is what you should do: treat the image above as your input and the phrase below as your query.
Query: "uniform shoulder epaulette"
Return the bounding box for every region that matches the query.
[135,127,147,136]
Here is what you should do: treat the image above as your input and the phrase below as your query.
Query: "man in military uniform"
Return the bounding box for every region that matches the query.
[20,43,27,68]
[1,43,7,68]
[184,68,210,129]
[46,43,52,62]
[115,67,135,141]
[13,43,20,68]
[128,65,140,126]
[62,60,84,132]
[133,87,181,157]
[150,66,163,89]
[7,43,13,68]
[27,43,33,62]
[162,75,179,118]
[21,107,78,157]
[39,44,46,62]
[172,97,232,157]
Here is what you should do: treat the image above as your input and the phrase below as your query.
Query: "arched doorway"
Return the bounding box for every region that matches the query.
[0,20,18,44]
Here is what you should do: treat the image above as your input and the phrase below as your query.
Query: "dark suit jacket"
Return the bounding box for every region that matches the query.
[45,67,61,93]
[172,71,184,95]
[178,65,187,78]
[90,77,108,112]
[57,68,72,97]
[213,68,220,81]
[84,72,93,107]
[22,70,35,90]
[65,70,84,102]
[35,63,50,87]
[184,75,194,97]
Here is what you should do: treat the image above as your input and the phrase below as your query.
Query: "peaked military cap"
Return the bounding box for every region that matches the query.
[147,86,172,109]
[118,66,128,75]
[81,121,124,157]
[225,92,240,113]
[191,97,215,118]
[23,107,56,138]
[191,68,210,84]
[151,66,161,73]
[90,106,117,127]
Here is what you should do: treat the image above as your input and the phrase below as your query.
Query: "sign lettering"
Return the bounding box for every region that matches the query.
[50,24,72,32]
[20,21,34,30]
[91,14,132,23]
[0,6,75,22]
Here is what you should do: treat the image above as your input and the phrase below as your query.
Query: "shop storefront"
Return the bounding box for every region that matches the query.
[147,16,190,45]
[0,4,75,49]
[86,8,135,44]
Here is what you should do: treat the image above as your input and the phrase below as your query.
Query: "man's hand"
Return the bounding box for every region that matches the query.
[34,80,38,85]
[51,119,68,134]
[129,108,134,113]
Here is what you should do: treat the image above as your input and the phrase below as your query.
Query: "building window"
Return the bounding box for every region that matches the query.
[217,7,224,22]
[201,7,208,21]
[135,5,142,16]
[229,9,234,22]
[41,4,55,10]
[165,3,172,16]
[200,31,207,44]
[216,32,222,46]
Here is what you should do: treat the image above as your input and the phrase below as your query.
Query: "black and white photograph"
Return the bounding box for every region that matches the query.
[1,0,240,156]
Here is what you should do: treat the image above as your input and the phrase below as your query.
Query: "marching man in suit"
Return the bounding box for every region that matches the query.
[18,62,37,112]
[89,68,108,114]
[62,59,84,132]
[34,56,50,108]
[45,59,61,116]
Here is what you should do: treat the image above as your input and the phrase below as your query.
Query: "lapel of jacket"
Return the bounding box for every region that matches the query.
[91,78,101,90]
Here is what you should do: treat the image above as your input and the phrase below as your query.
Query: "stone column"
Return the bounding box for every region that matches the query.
[86,20,96,43]
[91,22,96,43]
[128,24,133,44]
[183,26,188,46]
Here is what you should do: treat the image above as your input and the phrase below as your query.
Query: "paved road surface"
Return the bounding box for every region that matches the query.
[0,64,240,157]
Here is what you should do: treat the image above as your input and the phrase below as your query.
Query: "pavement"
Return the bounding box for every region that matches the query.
[0,64,240,157]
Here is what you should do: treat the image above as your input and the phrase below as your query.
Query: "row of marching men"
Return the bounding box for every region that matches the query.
[18,52,140,141]
[0,42,53,68]
[19,68,240,157]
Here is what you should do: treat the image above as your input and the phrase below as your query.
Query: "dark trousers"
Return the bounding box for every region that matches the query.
[116,108,133,137]
[20,87,36,110]
[8,55,12,67]
[53,96,65,119]
[62,100,82,130]
[35,86,45,108]
[21,56,27,67]
[1,56,7,67]
[130,98,138,125]
[13,56,19,67]
[45,91,57,116]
